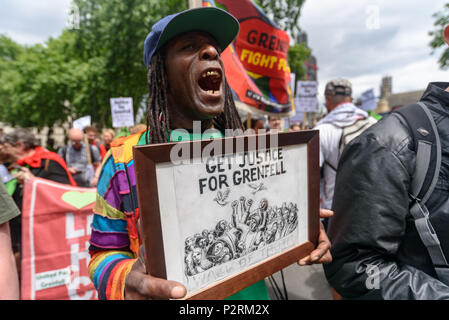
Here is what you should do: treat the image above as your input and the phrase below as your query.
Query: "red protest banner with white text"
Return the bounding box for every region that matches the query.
[203,0,295,117]
[21,177,97,300]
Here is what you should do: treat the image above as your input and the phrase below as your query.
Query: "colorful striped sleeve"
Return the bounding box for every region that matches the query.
[88,142,140,300]
[88,131,270,300]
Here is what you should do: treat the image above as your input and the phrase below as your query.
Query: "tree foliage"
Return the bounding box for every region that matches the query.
[70,0,188,128]
[0,0,188,129]
[0,35,22,123]
[429,3,449,69]
[0,32,91,128]
[255,0,310,81]
[0,0,312,128]
[288,43,310,79]
[254,0,306,42]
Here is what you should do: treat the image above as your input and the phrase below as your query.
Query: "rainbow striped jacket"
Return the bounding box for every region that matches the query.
[88,130,269,300]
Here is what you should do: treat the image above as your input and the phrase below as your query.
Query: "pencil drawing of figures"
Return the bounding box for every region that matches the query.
[206,239,234,264]
[184,235,213,276]
[183,196,300,277]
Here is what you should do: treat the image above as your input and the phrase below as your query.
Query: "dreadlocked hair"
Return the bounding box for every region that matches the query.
[145,52,244,144]
[146,52,170,144]
[212,81,244,134]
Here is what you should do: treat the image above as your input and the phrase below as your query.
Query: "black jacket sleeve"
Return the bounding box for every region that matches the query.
[323,114,449,300]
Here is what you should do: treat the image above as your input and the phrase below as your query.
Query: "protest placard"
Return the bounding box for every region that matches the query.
[110,97,134,128]
[294,81,318,113]
[73,116,91,130]
[134,131,320,299]
[361,88,377,111]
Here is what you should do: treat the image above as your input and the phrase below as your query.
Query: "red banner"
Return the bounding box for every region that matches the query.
[21,177,97,300]
[236,18,290,79]
[203,0,295,117]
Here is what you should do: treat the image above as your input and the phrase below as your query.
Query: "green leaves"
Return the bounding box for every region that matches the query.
[429,3,449,69]
[288,43,310,79]
[255,0,306,41]
[0,32,88,128]
[0,35,23,61]
[0,0,188,129]
[69,0,188,128]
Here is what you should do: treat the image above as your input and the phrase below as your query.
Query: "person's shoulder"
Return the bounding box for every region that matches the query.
[364,113,407,138]
[57,145,66,153]
[40,148,67,163]
[351,112,412,156]
[314,122,338,131]
[109,131,146,164]
[110,131,145,148]
[98,143,107,154]
[89,144,101,160]
[314,122,341,144]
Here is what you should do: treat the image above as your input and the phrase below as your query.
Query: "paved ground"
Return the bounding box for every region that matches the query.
[264,263,334,300]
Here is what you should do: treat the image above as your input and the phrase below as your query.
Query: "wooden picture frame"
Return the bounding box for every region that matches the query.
[133,130,320,300]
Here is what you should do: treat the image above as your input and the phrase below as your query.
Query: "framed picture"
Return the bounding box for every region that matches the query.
[133,130,320,299]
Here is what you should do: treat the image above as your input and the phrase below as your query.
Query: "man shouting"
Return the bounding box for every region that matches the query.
[88,7,333,300]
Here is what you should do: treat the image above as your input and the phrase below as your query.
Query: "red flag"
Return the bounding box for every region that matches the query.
[203,0,295,117]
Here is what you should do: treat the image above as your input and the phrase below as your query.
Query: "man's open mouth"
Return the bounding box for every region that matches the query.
[198,69,222,94]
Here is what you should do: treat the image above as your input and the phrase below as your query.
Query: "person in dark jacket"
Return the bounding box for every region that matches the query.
[323,81,449,299]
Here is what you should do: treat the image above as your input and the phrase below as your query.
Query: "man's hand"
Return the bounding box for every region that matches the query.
[298,208,333,266]
[12,167,32,184]
[124,245,186,300]
[90,176,98,187]
[69,167,79,175]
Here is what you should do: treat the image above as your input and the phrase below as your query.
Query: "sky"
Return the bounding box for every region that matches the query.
[0,0,72,44]
[0,0,448,108]
[299,0,448,103]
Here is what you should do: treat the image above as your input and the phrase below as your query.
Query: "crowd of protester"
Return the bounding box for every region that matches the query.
[0,125,117,285]
[0,115,302,299]
[1,74,440,302]
[2,5,448,303]
[2,75,446,301]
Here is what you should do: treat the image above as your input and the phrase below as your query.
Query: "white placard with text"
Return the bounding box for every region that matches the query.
[110,97,134,128]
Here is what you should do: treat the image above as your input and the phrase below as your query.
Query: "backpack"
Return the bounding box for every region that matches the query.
[338,116,378,157]
[322,115,378,174]
[393,102,449,285]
